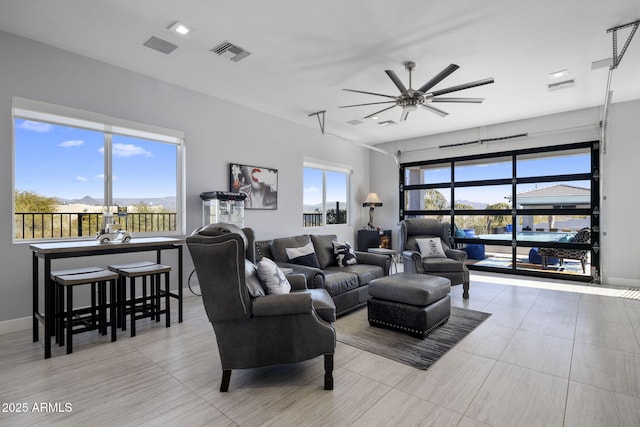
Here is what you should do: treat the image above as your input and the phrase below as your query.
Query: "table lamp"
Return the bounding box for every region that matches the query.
[363,192,383,229]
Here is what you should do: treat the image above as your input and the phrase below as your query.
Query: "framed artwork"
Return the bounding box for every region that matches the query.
[230,163,278,210]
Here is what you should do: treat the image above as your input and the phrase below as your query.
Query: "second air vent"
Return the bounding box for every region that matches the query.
[211,40,251,62]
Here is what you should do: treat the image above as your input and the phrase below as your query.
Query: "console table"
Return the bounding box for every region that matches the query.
[30,237,184,359]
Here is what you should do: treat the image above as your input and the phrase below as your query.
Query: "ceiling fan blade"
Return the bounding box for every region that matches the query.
[430,77,495,97]
[385,70,408,94]
[420,104,449,117]
[342,88,396,99]
[417,64,459,93]
[363,104,397,119]
[432,97,485,103]
[399,109,410,121]
[339,101,396,108]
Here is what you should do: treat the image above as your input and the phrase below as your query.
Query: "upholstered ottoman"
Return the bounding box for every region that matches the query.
[367,273,451,338]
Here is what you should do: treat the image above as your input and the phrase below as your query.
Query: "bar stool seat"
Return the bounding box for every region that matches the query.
[108,262,171,337]
[52,269,119,354]
[50,266,106,345]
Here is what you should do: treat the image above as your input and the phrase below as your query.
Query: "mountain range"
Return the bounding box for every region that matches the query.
[57,195,177,210]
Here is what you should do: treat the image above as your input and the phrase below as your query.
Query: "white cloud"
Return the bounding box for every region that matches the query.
[59,140,84,148]
[74,176,88,182]
[304,186,320,194]
[112,143,152,158]
[18,120,52,133]
[97,143,152,158]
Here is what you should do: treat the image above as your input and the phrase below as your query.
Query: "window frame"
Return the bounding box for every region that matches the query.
[12,97,185,242]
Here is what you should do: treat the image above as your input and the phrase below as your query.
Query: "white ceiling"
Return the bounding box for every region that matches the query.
[1,0,639,144]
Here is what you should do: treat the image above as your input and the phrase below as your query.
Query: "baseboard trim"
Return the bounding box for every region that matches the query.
[0,316,32,335]
[605,277,640,288]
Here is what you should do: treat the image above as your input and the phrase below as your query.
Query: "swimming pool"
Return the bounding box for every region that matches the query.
[475,231,575,242]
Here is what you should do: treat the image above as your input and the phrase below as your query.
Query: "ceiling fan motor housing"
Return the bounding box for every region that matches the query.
[398,95,423,110]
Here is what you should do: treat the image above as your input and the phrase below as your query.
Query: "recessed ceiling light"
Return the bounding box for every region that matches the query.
[371,116,379,120]
[168,21,191,36]
[548,69,568,79]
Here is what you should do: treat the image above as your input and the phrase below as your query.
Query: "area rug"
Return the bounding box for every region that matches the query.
[336,306,491,370]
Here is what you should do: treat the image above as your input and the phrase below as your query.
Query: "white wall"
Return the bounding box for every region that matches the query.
[0,31,372,325]
[370,100,640,287]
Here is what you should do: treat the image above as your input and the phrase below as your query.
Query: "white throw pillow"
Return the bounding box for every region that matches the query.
[257,257,291,294]
[416,237,446,258]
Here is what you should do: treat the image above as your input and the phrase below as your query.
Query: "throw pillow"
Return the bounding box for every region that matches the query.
[416,237,447,258]
[256,258,291,295]
[245,260,266,297]
[285,241,321,268]
[332,241,358,267]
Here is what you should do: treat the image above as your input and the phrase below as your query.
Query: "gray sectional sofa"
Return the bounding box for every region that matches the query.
[256,234,391,315]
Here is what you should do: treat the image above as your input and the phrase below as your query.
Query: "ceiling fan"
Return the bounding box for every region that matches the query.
[339,61,494,121]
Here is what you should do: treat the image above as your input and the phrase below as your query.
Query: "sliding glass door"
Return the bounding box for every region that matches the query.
[400,141,599,282]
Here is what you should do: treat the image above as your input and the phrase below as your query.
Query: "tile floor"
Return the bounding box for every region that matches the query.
[1,272,640,426]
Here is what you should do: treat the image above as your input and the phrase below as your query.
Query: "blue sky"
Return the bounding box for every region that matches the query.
[303,167,347,206]
[303,154,590,208]
[14,119,177,200]
[420,154,591,205]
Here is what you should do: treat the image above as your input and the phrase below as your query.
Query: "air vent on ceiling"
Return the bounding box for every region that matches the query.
[211,40,251,62]
[347,119,363,126]
[143,36,178,55]
[547,79,575,90]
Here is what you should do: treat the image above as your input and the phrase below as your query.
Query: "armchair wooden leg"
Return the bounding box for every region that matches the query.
[324,354,334,390]
[463,282,469,299]
[220,369,231,392]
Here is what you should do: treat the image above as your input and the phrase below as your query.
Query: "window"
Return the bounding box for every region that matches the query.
[13,98,184,241]
[303,162,350,227]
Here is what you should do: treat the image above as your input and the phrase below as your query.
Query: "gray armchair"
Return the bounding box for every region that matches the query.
[400,218,470,299]
[186,223,336,392]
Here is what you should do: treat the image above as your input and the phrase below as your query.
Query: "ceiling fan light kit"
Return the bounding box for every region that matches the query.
[340,61,494,122]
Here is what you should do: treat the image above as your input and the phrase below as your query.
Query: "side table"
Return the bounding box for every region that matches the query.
[368,247,398,274]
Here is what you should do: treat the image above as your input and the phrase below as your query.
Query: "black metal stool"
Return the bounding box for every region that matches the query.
[50,266,105,346]
[52,269,119,354]
[108,262,171,337]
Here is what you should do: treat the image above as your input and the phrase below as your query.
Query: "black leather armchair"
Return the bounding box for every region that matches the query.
[400,218,470,299]
[186,223,336,392]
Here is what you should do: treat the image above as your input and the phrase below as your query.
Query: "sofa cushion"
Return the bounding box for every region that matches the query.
[284,241,321,268]
[332,241,358,266]
[310,234,338,269]
[346,264,383,285]
[257,258,291,295]
[422,257,466,273]
[321,270,360,297]
[270,235,319,267]
[416,237,447,258]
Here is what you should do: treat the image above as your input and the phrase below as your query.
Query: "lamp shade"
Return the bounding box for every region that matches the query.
[362,192,383,207]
